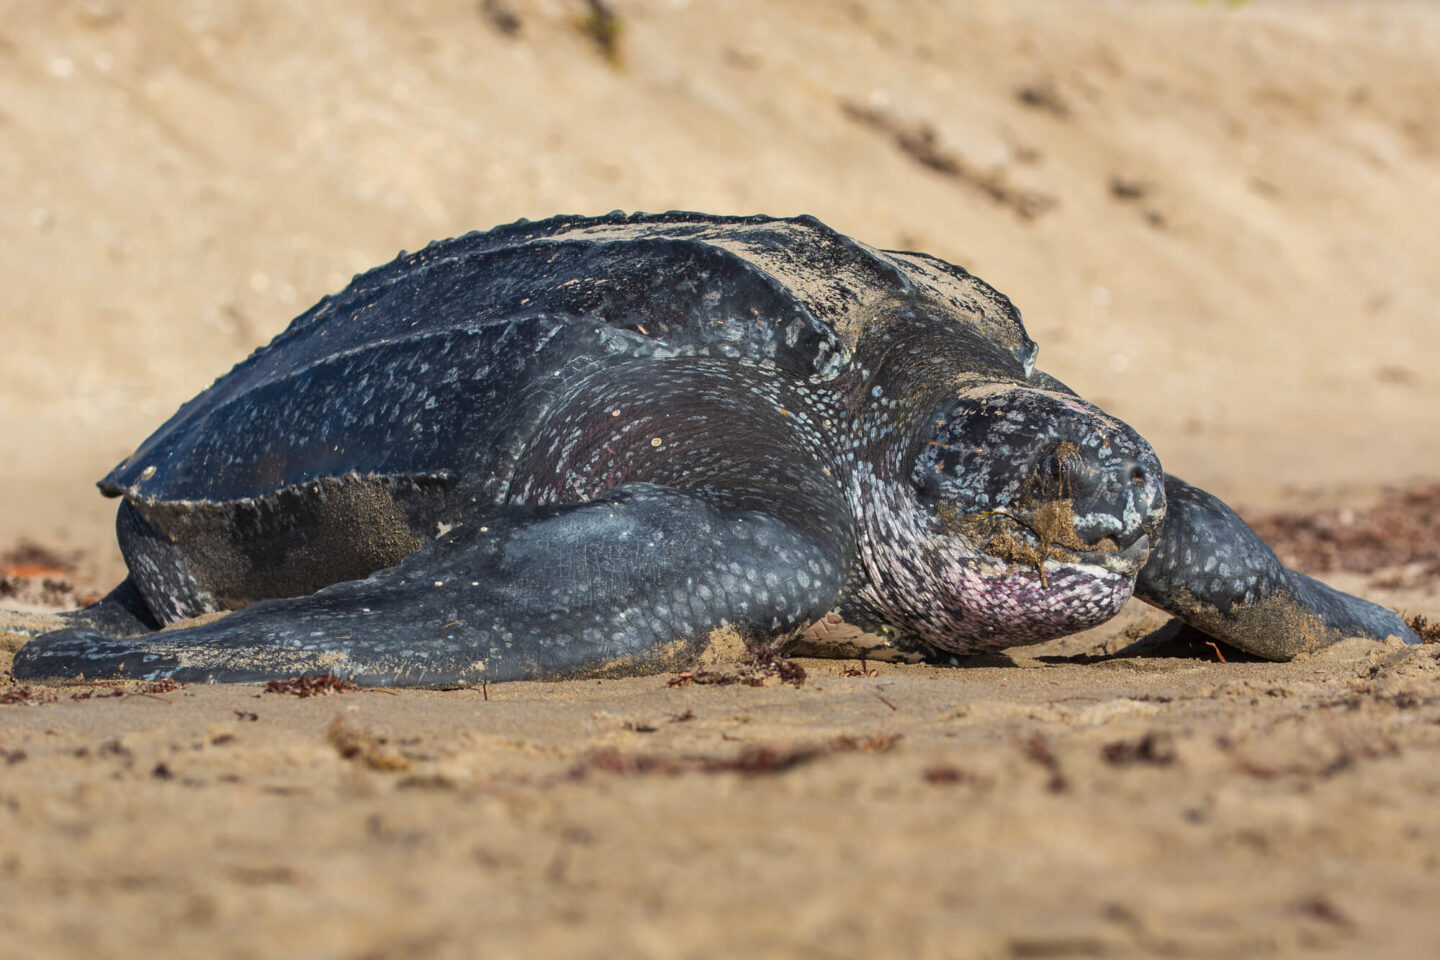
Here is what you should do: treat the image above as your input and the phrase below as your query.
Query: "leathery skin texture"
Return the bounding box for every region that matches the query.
[12,212,1418,685]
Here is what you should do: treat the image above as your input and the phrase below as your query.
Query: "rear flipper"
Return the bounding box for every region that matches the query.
[58,577,161,637]
[1135,475,1419,660]
[13,484,849,686]
[0,577,159,644]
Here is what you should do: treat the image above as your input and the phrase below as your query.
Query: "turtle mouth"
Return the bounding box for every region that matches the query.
[951,505,1152,581]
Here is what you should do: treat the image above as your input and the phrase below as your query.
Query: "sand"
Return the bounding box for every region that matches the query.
[5,609,1440,959]
[2,1,1439,957]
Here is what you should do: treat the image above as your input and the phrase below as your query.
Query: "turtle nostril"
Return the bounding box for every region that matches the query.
[1129,465,1147,486]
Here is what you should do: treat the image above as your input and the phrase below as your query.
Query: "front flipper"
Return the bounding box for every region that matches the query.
[1135,475,1419,659]
[13,484,850,686]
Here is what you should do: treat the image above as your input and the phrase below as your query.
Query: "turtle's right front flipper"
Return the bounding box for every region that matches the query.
[13,484,852,686]
[1135,475,1419,659]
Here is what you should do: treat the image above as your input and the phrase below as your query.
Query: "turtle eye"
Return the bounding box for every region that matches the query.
[1039,452,1071,494]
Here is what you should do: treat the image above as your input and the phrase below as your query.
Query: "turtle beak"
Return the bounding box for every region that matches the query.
[1104,531,1152,576]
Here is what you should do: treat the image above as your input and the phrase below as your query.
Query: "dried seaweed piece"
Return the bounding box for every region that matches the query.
[839,659,879,678]
[0,685,57,706]
[667,637,807,689]
[1021,733,1068,793]
[1249,484,1440,584]
[1406,614,1440,644]
[265,673,359,697]
[1100,733,1177,767]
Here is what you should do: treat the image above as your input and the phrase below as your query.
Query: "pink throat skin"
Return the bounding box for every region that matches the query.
[923,555,1135,653]
[848,466,1138,655]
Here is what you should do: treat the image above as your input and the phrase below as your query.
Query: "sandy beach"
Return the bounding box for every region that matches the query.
[3,2,1439,956]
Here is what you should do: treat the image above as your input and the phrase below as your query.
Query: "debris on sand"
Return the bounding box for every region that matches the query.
[0,541,75,579]
[572,731,900,780]
[480,0,521,37]
[1109,176,1148,200]
[0,540,86,609]
[1407,614,1440,644]
[0,685,57,706]
[577,0,623,66]
[1101,732,1178,767]
[1249,484,1440,587]
[668,637,807,689]
[326,715,409,771]
[265,674,359,697]
[1020,733,1068,793]
[841,100,1055,220]
[0,574,78,609]
[839,659,879,678]
[1015,80,1070,118]
[574,743,824,778]
[922,765,992,788]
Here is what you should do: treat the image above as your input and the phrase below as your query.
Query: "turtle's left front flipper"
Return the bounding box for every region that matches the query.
[12,483,851,686]
[1134,475,1419,659]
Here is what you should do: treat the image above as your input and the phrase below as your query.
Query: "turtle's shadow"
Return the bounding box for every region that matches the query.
[1032,620,1262,666]
[929,620,1262,669]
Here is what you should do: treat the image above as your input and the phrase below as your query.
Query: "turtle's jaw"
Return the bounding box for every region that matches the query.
[929,548,1138,652]
[885,506,1158,654]
[953,502,1159,582]
[852,381,1169,654]
[844,482,1152,655]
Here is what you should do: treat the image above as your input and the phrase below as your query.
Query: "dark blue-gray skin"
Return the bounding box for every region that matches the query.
[12,213,1418,685]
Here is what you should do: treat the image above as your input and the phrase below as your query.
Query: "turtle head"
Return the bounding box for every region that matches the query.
[851,382,1167,653]
[915,384,1166,569]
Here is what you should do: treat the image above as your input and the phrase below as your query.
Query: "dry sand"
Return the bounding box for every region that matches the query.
[2,1,1439,957]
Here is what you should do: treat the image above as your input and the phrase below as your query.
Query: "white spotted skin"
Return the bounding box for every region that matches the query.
[37,211,1414,689]
[796,308,1165,654]
[501,338,1156,656]
[844,458,1135,652]
[93,212,1068,656]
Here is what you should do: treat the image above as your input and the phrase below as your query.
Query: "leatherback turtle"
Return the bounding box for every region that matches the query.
[12,213,1417,685]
